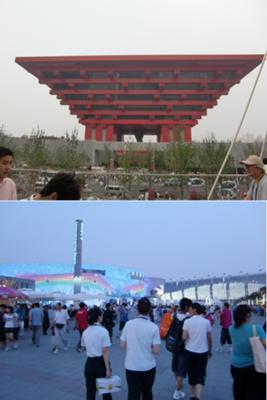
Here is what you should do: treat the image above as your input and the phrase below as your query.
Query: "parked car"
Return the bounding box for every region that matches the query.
[218,180,237,191]
[187,177,205,187]
[164,177,182,186]
[104,184,126,195]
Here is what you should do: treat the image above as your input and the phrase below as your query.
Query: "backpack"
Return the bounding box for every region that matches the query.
[165,315,189,353]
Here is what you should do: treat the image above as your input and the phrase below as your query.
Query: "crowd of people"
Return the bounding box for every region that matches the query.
[1,146,267,200]
[0,298,265,400]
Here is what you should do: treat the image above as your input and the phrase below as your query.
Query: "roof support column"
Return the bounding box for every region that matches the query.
[106,125,114,142]
[183,126,192,142]
[85,125,92,140]
[160,125,170,143]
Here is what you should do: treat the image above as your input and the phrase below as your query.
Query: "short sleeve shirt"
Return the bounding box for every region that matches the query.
[0,178,17,200]
[247,175,267,200]
[183,315,212,353]
[120,316,161,371]
[81,324,111,357]
[230,323,266,368]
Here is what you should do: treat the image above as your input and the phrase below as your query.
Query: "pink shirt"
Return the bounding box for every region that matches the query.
[0,177,17,200]
[220,308,232,329]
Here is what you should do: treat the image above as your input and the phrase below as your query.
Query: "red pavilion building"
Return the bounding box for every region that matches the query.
[16,55,262,143]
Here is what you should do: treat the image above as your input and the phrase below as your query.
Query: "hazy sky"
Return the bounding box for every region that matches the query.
[0,201,265,280]
[0,0,267,142]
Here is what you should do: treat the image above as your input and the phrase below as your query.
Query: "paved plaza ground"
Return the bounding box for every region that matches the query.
[0,314,264,400]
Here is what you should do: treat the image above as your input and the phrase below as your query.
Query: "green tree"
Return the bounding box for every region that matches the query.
[163,128,196,173]
[198,133,234,174]
[117,142,137,171]
[0,124,13,147]
[23,127,51,168]
[55,128,90,170]
[242,142,262,157]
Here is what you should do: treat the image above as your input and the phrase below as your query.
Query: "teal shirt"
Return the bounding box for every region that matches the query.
[229,323,266,368]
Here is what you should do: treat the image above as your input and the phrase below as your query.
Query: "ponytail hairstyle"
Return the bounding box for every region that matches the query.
[88,306,102,325]
[233,304,251,328]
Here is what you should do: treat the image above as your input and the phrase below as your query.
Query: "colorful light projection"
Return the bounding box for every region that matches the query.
[0,263,145,297]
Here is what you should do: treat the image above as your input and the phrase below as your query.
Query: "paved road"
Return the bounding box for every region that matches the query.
[0,315,264,400]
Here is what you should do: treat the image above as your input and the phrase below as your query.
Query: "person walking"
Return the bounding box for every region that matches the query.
[172,298,192,400]
[3,306,18,350]
[75,302,88,352]
[118,303,128,333]
[120,297,161,400]
[52,302,70,353]
[42,305,50,335]
[81,307,112,400]
[217,302,232,352]
[182,303,212,400]
[102,303,115,342]
[229,304,266,400]
[29,303,43,347]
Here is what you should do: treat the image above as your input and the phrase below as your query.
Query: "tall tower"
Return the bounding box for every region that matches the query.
[73,219,83,294]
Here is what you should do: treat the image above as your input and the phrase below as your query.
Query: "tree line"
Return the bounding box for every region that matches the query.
[0,124,262,174]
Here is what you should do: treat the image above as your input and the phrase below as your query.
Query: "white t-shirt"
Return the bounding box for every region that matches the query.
[54,310,69,325]
[183,315,211,353]
[81,324,111,357]
[120,316,161,371]
[4,313,15,328]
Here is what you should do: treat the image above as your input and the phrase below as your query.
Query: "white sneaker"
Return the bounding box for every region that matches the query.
[173,390,185,399]
[53,348,58,354]
[5,347,10,352]
[64,346,68,351]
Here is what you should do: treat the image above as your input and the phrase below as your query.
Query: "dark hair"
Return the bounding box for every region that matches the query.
[88,306,102,325]
[79,302,86,309]
[224,302,230,309]
[137,297,151,315]
[180,297,192,311]
[0,146,14,159]
[35,302,40,307]
[233,305,251,328]
[6,306,13,313]
[263,157,267,165]
[106,303,111,309]
[191,302,205,315]
[39,173,81,200]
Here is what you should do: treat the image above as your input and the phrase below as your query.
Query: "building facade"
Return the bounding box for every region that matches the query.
[16,55,262,143]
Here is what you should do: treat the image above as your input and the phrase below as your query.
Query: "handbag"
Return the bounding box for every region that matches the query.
[249,324,266,373]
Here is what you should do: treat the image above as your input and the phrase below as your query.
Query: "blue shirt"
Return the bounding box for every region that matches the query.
[230,323,266,368]
[29,308,44,326]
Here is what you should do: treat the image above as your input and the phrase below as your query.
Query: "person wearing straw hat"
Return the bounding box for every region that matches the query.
[240,155,267,200]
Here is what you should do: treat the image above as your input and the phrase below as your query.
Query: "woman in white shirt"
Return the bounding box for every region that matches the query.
[81,307,112,400]
[120,297,161,400]
[182,303,212,400]
[3,306,18,351]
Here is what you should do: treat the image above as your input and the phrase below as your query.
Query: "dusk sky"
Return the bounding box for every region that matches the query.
[0,0,266,142]
[0,201,265,280]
